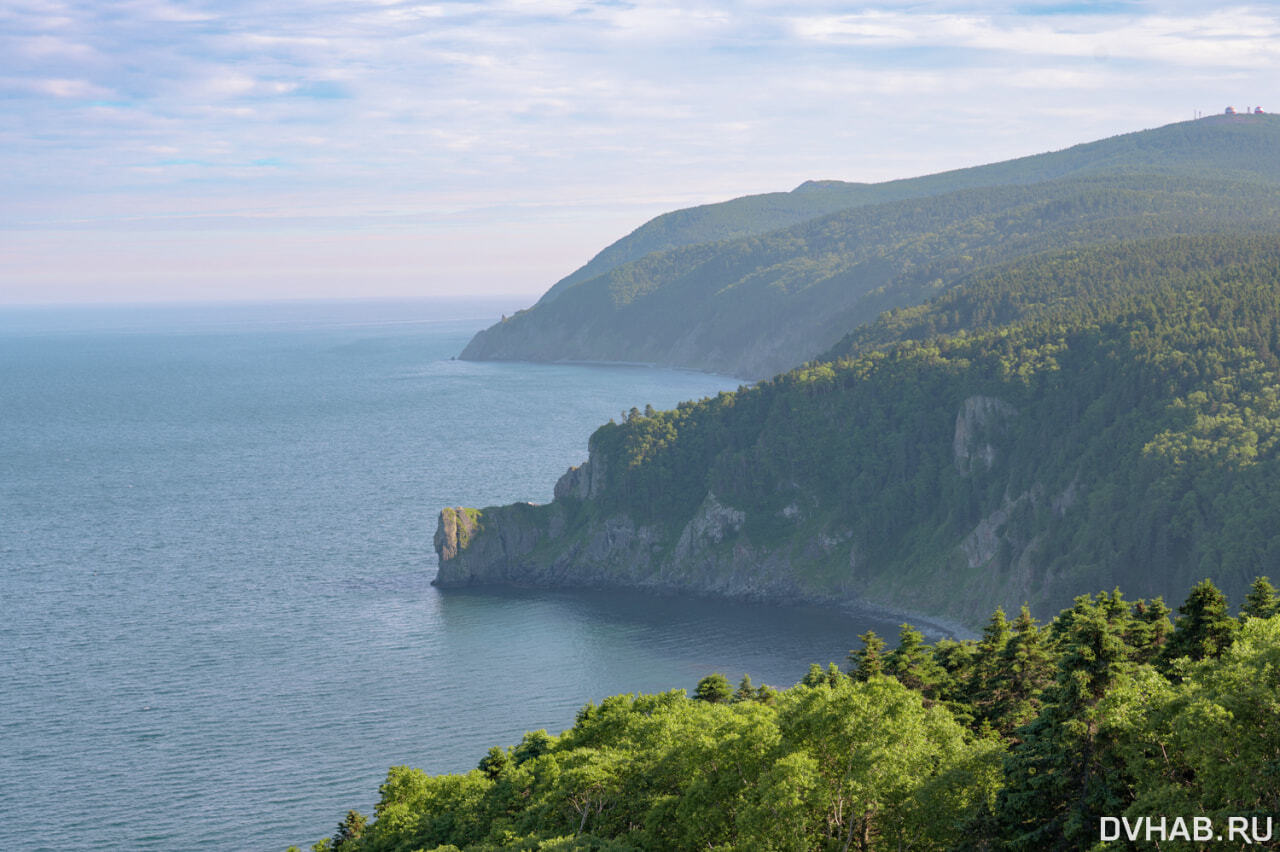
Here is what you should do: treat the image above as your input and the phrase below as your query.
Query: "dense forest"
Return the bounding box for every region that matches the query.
[463,116,1280,378]
[296,579,1280,851]
[408,119,1280,850]
[436,234,1280,624]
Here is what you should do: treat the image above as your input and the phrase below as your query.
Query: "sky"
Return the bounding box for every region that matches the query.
[2,0,1278,304]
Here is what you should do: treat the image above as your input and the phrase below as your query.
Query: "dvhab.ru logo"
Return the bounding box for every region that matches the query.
[1100,816,1275,844]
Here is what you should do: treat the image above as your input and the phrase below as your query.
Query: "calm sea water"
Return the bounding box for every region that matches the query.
[0,300,913,851]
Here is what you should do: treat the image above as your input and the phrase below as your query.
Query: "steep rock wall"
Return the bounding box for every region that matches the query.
[432,395,1068,629]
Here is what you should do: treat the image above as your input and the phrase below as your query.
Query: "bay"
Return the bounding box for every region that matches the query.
[0,299,912,851]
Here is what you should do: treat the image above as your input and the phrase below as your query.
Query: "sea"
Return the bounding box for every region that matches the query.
[0,299,916,851]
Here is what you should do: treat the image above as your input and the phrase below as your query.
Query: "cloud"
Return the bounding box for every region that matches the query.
[13,33,98,59]
[1,75,112,97]
[3,0,1279,300]
[788,7,1280,68]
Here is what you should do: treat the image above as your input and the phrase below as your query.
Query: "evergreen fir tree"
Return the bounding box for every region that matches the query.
[996,593,1137,849]
[987,606,1053,737]
[801,662,829,688]
[694,673,733,703]
[885,623,945,697]
[847,630,885,681]
[477,746,510,780]
[968,608,1012,715]
[1126,597,1172,665]
[930,638,976,705]
[1162,578,1239,665]
[331,810,367,851]
[1241,575,1280,619]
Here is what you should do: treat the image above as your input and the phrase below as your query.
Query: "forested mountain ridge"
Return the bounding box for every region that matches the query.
[463,115,1280,378]
[437,234,1280,626]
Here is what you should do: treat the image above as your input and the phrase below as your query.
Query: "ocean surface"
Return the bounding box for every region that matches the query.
[1,300,916,851]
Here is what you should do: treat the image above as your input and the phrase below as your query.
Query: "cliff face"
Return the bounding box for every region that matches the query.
[432,395,1055,628]
[432,450,848,606]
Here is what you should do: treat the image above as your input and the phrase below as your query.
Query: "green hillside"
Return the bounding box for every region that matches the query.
[464,116,1280,378]
[298,592,1280,851]
[437,234,1280,625]
[537,114,1280,306]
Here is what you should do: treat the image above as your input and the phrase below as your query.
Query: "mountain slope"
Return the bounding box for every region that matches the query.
[538,114,1280,306]
[464,115,1280,378]
[436,234,1280,627]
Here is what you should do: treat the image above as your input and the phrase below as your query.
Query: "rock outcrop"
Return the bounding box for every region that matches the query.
[430,391,1059,630]
[953,395,1018,475]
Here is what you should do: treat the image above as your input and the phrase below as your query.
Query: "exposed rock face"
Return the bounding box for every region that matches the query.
[432,399,1087,630]
[432,481,842,607]
[433,504,544,587]
[673,493,744,561]
[953,395,1018,474]
[433,506,479,563]
[552,452,608,502]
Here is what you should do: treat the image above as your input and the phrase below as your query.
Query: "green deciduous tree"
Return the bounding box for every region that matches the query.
[779,675,1003,851]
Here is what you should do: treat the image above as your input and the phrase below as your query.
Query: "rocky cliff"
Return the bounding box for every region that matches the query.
[433,394,1065,629]
[433,446,855,605]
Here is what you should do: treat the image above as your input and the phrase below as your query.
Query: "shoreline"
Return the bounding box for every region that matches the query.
[431,571,980,643]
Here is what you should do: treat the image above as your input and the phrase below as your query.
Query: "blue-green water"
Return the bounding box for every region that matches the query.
[0,300,909,851]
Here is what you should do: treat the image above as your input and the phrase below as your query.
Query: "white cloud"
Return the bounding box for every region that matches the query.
[12,76,112,97]
[116,0,215,23]
[14,33,97,59]
[3,0,1279,300]
[789,7,1280,69]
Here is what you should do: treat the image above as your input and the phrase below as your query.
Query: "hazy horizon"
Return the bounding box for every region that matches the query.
[3,0,1276,305]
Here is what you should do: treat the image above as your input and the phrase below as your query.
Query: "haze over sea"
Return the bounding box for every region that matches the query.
[1,300,912,851]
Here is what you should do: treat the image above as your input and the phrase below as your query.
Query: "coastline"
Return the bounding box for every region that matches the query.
[431,569,979,643]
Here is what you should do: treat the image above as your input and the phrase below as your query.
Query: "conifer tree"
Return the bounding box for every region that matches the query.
[1241,575,1279,619]
[1162,578,1239,665]
[694,673,733,703]
[968,608,1011,713]
[885,623,946,697]
[733,673,756,703]
[996,593,1137,849]
[802,663,828,688]
[1125,597,1172,664]
[331,810,367,851]
[847,630,885,681]
[754,683,779,705]
[986,606,1053,737]
[477,746,510,780]
[929,638,976,704]
[978,608,1011,654]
